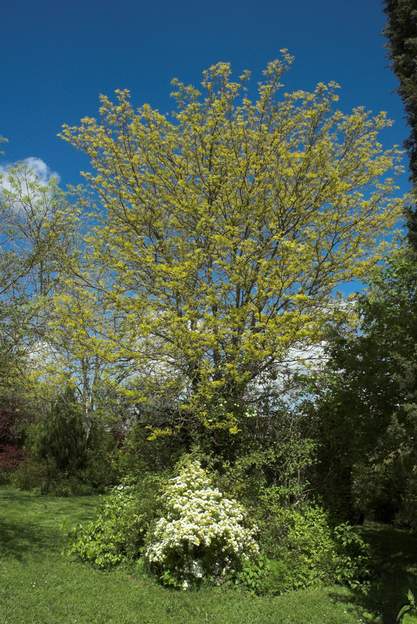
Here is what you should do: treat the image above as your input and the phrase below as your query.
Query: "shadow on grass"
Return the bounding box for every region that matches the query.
[0,487,101,561]
[0,518,57,561]
[331,523,417,624]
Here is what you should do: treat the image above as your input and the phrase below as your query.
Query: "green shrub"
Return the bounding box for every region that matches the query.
[395,475,417,531]
[236,485,369,594]
[32,388,88,476]
[67,475,162,568]
[12,461,108,496]
[332,522,370,588]
[11,458,48,492]
[42,476,98,497]
[258,505,339,591]
[213,440,316,509]
[116,420,187,478]
[397,590,417,623]
[235,556,303,595]
[81,419,119,490]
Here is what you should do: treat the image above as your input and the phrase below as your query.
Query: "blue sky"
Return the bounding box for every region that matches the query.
[0,0,410,190]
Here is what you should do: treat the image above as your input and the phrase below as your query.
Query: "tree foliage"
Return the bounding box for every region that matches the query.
[0,160,78,300]
[311,248,417,523]
[384,0,417,247]
[32,386,88,475]
[61,55,402,432]
[0,159,73,431]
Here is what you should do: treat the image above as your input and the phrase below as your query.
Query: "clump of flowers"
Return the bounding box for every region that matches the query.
[144,458,259,589]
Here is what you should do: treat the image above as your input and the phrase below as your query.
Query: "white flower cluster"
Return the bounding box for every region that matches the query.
[145,459,259,587]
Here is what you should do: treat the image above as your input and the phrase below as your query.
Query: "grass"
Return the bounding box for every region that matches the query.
[0,486,363,624]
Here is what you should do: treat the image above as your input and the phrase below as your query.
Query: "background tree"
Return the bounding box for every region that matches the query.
[309,247,417,524]
[61,55,403,436]
[384,0,417,246]
[33,386,87,476]
[0,154,88,480]
[22,385,117,494]
[0,158,80,370]
[0,160,78,298]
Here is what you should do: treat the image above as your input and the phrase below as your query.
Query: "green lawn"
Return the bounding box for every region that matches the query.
[4,489,417,624]
[0,487,364,624]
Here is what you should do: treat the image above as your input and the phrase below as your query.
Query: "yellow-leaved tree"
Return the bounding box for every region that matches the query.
[61,53,403,432]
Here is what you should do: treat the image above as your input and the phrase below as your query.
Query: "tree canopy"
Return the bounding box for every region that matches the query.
[60,55,403,431]
[310,247,417,522]
[384,0,417,246]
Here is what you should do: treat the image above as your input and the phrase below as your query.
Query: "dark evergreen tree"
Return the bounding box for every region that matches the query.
[311,250,417,524]
[37,386,88,476]
[384,0,417,247]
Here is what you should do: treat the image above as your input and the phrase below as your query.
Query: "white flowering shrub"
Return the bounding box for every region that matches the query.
[144,459,259,588]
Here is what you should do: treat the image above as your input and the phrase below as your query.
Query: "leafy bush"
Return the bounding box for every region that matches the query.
[68,476,162,568]
[12,461,107,496]
[80,419,119,491]
[11,458,48,491]
[144,458,259,589]
[332,522,370,588]
[0,444,24,483]
[0,401,26,484]
[395,473,417,531]
[235,556,300,595]
[238,486,369,594]
[214,440,316,509]
[116,419,188,479]
[253,505,340,592]
[397,590,417,623]
[33,387,88,476]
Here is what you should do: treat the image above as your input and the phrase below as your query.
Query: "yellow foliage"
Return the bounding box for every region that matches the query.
[60,54,405,429]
